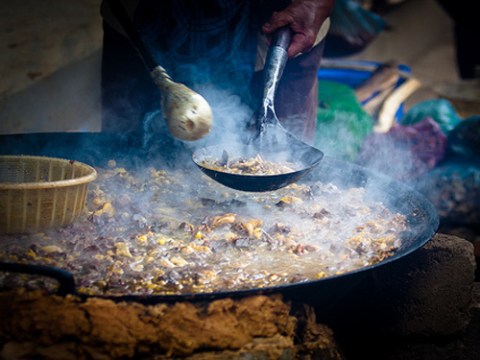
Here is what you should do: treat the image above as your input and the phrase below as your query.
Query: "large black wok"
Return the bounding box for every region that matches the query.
[0,132,439,308]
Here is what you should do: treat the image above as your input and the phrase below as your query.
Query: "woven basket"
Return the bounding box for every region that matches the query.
[0,155,97,234]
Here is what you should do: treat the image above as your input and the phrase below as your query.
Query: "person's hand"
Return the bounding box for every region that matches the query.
[262,0,335,58]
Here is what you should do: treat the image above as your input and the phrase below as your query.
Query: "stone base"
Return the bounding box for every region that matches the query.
[317,233,478,360]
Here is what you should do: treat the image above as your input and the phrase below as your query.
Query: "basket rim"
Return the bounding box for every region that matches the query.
[0,155,97,190]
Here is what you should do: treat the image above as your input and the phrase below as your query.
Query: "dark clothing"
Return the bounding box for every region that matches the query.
[101,0,325,144]
[436,0,480,79]
[452,23,480,79]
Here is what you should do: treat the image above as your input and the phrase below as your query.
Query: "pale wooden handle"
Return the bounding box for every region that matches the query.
[374,78,422,133]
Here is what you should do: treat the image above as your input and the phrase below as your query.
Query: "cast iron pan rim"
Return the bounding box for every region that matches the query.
[0,133,439,304]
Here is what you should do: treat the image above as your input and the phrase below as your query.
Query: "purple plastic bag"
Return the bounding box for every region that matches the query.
[357,117,447,180]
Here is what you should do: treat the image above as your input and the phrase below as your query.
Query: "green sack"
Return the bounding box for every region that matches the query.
[315,80,374,161]
[400,98,461,135]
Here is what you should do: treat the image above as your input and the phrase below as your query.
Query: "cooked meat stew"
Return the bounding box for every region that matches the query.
[0,160,406,296]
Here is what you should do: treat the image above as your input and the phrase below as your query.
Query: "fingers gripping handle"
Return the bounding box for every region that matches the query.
[273,27,292,51]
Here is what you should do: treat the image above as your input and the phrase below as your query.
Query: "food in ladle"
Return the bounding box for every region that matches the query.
[199,153,298,176]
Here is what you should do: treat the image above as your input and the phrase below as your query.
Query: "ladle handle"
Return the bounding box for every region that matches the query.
[107,0,156,71]
[273,27,292,51]
[107,0,172,86]
[262,27,292,116]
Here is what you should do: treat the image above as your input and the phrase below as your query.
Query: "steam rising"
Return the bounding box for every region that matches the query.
[0,158,411,296]
[358,135,419,181]
[141,84,256,168]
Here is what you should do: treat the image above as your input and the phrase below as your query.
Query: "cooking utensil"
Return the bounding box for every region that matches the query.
[0,131,439,308]
[107,0,212,141]
[193,28,324,192]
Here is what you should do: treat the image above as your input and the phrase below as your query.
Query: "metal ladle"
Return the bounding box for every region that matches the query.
[108,0,212,141]
[193,28,324,192]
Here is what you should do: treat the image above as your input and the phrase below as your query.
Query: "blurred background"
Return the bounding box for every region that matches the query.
[1,0,479,248]
[0,0,463,134]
